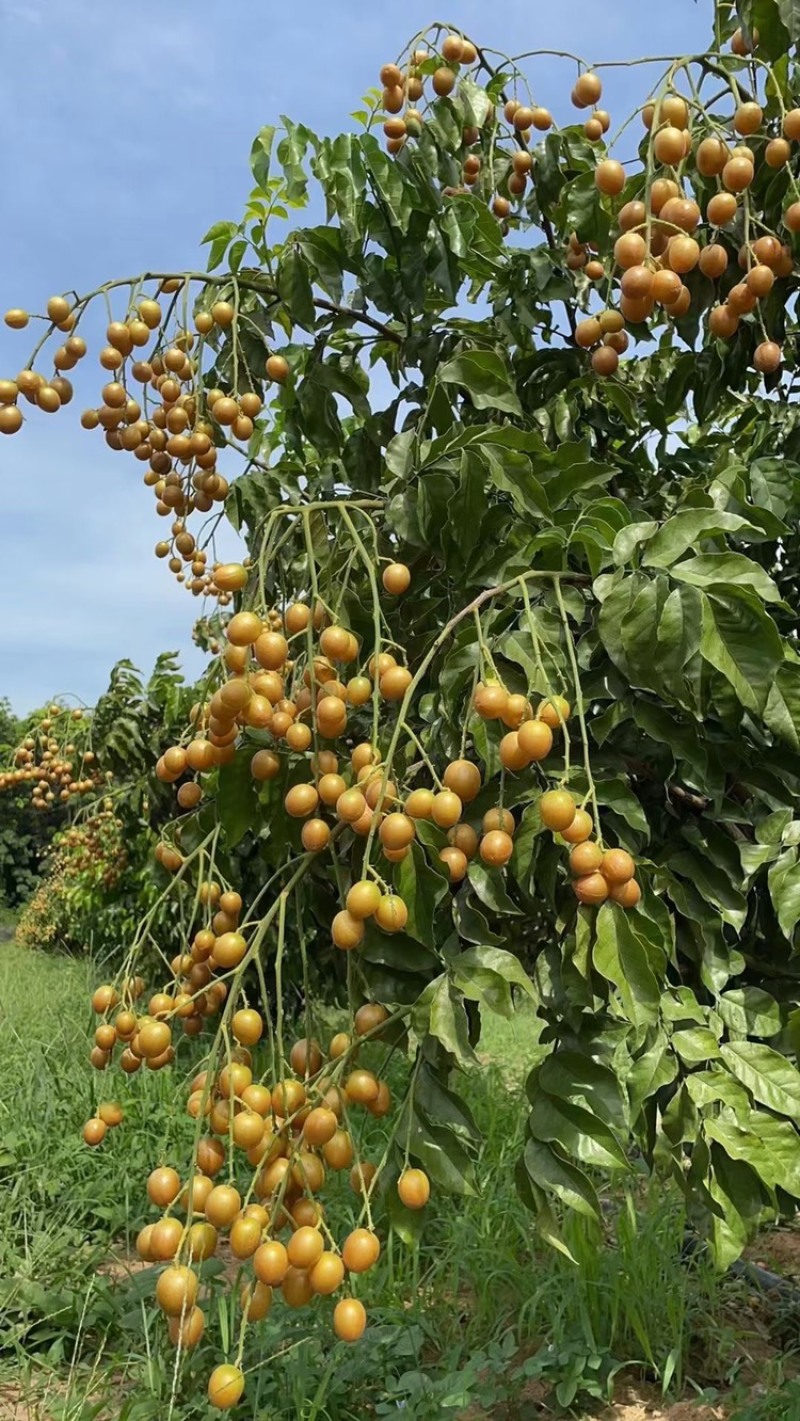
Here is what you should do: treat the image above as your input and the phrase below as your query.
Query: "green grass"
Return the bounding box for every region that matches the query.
[0,942,792,1420]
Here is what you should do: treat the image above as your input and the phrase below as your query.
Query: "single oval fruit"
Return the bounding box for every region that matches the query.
[440,845,469,882]
[382,562,411,594]
[83,1117,107,1146]
[287,1225,324,1271]
[723,156,754,192]
[517,718,553,762]
[430,790,463,829]
[333,1296,367,1342]
[573,871,610,905]
[569,841,604,876]
[601,848,635,884]
[609,878,642,908]
[208,1364,245,1410]
[442,759,481,802]
[398,1167,430,1209]
[595,160,625,196]
[156,1265,198,1317]
[147,1166,181,1207]
[734,101,762,135]
[254,1239,290,1287]
[479,829,514,867]
[266,354,290,382]
[374,894,408,933]
[310,1251,345,1295]
[540,790,576,833]
[332,910,364,951]
[342,1227,381,1273]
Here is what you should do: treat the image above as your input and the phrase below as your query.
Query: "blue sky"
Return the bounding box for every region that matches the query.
[0,0,710,715]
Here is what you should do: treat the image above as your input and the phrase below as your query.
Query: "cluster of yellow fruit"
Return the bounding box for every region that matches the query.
[86,891,254,1069]
[1,291,291,595]
[558,76,799,378]
[87,999,431,1408]
[469,684,640,904]
[538,792,640,908]
[147,555,640,920]
[81,1101,124,1146]
[151,563,413,814]
[0,704,103,810]
[375,28,797,381]
[58,811,127,883]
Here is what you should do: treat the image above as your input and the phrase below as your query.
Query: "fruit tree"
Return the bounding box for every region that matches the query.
[6,0,800,1405]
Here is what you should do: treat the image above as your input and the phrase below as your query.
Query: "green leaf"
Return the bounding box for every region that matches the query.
[217,751,258,848]
[545,451,617,510]
[361,925,439,977]
[718,988,781,1038]
[745,1109,800,1195]
[510,801,545,885]
[538,1051,628,1131]
[277,117,315,204]
[523,1138,600,1220]
[295,227,347,303]
[452,890,503,946]
[776,0,800,43]
[765,663,800,750]
[721,1040,800,1118]
[627,1031,678,1112]
[250,125,276,188]
[632,701,707,779]
[671,553,781,604]
[768,847,800,940]
[736,0,789,57]
[613,521,658,567]
[394,842,448,947]
[750,456,800,519]
[440,350,522,416]
[362,137,418,233]
[555,170,610,247]
[414,1063,480,1144]
[201,220,238,271]
[479,444,549,519]
[594,903,660,1028]
[529,1092,630,1170]
[418,975,476,1067]
[408,1114,477,1194]
[593,779,650,839]
[667,849,748,931]
[643,510,768,568]
[452,945,535,1017]
[699,589,783,716]
[467,860,522,915]
[276,247,316,331]
[685,1069,751,1116]
[671,1027,721,1065]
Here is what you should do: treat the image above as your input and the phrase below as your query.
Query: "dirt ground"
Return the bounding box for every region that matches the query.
[594,1391,727,1420]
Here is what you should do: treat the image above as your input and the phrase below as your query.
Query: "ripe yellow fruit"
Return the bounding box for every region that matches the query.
[540,790,577,833]
[208,1364,245,1409]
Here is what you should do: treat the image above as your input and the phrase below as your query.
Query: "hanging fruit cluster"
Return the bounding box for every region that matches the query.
[1,290,291,599]
[0,703,104,809]
[369,25,799,380]
[71,492,643,1407]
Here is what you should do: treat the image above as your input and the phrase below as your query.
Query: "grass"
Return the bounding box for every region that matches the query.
[0,942,796,1419]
